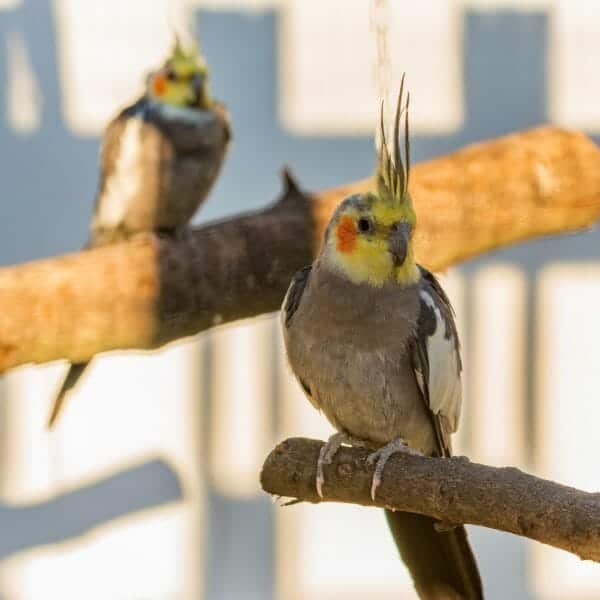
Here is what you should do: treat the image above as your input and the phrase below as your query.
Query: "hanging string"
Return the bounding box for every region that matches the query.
[167,0,197,48]
[369,0,391,146]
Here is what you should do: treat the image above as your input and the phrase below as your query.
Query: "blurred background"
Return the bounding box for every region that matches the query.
[0,0,599,598]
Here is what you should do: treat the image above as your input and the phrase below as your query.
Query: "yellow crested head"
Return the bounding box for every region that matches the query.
[322,75,420,288]
[147,36,212,109]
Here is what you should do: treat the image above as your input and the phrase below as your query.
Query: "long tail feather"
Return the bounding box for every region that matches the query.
[385,510,483,600]
[47,362,89,428]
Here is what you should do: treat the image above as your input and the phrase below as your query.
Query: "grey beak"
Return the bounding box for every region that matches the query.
[191,74,205,105]
[389,223,410,267]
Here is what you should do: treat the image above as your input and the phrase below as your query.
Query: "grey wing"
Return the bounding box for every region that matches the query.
[281,265,313,399]
[146,101,231,221]
[410,267,463,457]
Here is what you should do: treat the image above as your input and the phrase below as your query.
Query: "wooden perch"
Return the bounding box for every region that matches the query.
[1,126,600,372]
[261,438,600,563]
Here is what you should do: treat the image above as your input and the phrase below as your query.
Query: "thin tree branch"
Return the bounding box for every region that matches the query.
[1,126,600,372]
[261,437,600,563]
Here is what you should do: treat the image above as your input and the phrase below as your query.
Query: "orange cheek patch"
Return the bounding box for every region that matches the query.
[336,216,357,254]
[152,74,167,96]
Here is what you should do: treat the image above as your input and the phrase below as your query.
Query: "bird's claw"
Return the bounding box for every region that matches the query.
[316,455,326,499]
[367,438,421,501]
[316,436,341,498]
[316,432,370,498]
[281,497,303,507]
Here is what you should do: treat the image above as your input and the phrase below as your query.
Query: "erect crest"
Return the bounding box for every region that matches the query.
[376,74,411,209]
[170,34,207,72]
[172,34,186,59]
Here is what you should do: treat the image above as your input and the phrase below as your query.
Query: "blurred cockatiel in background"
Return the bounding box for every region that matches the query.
[91,36,231,244]
[281,77,483,599]
[47,38,231,428]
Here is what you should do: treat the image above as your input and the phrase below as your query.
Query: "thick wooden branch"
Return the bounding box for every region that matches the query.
[2,126,600,372]
[261,438,600,563]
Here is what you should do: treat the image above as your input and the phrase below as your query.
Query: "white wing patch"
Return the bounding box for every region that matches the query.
[419,289,462,432]
[414,365,426,397]
[95,117,144,228]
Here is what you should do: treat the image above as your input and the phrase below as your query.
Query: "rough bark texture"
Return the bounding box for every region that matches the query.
[1,126,600,372]
[261,438,600,563]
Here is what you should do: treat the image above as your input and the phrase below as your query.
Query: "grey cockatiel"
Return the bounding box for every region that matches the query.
[281,79,483,599]
[47,40,231,428]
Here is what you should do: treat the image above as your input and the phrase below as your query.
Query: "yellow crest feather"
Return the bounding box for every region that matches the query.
[375,74,414,224]
[172,34,185,59]
[169,35,208,75]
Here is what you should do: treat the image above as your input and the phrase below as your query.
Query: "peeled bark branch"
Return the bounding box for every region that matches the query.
[1,126,600,372]
[261,438,600,563]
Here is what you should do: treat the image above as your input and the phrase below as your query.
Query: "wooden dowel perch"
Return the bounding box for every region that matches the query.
[261,438,600,563]
[1,126,600,372]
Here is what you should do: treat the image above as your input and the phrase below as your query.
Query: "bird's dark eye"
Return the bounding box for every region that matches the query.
[165,67,177,81]
[357,217,372,233]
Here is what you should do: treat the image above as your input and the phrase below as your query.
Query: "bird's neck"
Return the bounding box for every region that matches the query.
[311,260,420,323]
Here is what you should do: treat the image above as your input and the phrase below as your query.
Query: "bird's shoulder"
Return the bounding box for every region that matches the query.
[100,97,148,156]
[416,266,461,371]
[281,264,312,329]
[280,264,314,400]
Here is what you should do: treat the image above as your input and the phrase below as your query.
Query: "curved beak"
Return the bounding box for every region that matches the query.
[191,73,206,107]
[389,223,410,267]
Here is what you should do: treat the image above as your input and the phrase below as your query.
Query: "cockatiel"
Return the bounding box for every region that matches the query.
[281,78,483,600]
[91,37,230,244]
[47,38,231,428]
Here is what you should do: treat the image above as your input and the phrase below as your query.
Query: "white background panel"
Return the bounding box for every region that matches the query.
[53,0,191,135]
[0,0,21,9]
[471,265,526,467]
[550,0,600,132]
[532,264,600,599]
[280,0,463,135]
[210,318,275,498]
[0,340,205,600]
[0,507,187,600]
[190,0,282,9]
[5,31,40,134]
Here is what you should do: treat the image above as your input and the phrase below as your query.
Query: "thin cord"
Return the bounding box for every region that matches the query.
[167,0,197,48]
[370,0,391,149]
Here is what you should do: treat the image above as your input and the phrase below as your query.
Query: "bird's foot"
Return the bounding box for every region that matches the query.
[367,438,421,501]
[316,432,370,499]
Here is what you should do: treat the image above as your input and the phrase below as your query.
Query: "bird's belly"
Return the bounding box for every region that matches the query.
[294,336,435,452]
